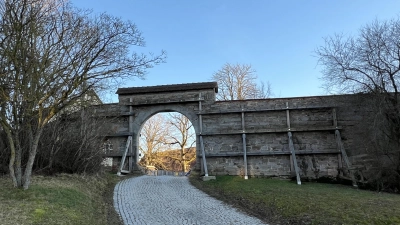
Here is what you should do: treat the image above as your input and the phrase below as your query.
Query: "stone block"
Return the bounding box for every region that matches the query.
[202,176,216,181]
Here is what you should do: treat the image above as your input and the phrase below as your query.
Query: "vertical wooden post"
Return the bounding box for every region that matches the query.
[332,108,338,127]
[200,136,208,176]
[241,110,248,179]
[286,102,301,185]
[332,108,343,176]
[286,102,291,129]
[198,93,208,177]
[200,157,204,175]
[129,97,134,171]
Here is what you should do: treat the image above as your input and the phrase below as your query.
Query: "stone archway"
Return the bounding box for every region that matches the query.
[133,105,201,171]
[104,81,368,184]
[114,82,218,172]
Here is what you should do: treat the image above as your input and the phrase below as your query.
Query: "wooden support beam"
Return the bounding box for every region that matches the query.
[333,108,344,176]
[104,132,134,137]
[241,111,248,179]
[290,155,294,172]
[120,112,135,116]
[335,130,357,187]
[286,102,301,185]
[333,108,356,186]
[200,136,208,177]
[199,126,342,136]
[198,150,344,157]
[286,102,291,130]
[122,99,203,106]
[197,106,334,115]
[117,136,132,176]
[102,153,135,157]
[337,154,343,177]
[129,97,134,171]
[332,108,338,127]
[198,93,209,177]
[288,132,301,185]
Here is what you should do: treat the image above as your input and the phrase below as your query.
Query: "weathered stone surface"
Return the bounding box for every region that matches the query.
[100,82,375,180]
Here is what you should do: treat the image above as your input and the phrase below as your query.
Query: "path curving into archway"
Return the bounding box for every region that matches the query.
[113,176,267,225]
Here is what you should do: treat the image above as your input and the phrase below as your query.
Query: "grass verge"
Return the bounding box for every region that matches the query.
[0,172,125,225]
[189,174,400,225]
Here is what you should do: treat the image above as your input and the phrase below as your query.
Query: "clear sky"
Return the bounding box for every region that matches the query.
[70,0,400,100]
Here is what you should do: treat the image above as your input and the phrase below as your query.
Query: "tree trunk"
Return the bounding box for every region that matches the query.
[15,133,22,187]
[0,121,19,187]
[5,129,17,187]
[181,147,186,172]
[23,129,42,190]
[48,144,56,172]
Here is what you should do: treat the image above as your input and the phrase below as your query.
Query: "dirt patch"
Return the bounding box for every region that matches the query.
[104,178,123,225]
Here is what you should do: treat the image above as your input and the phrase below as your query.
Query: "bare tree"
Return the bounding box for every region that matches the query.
[316,17,400,191]
[35,106,109,174]
[139,114,171,169]
[211,63,271,100]
[0,0,165,189]
[138,112,196,173]
[166,113,196,172]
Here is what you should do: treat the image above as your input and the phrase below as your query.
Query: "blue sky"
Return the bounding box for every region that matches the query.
[71,0,400,100]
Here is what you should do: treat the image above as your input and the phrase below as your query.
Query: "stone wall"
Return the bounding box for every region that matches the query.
[198,94,373,178]
[102,82,373,180]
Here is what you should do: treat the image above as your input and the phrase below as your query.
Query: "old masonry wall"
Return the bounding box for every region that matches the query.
[100,82,373,180]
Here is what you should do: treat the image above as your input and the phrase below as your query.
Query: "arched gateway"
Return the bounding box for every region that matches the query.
[114,82,217,176]
[103,82,369,184]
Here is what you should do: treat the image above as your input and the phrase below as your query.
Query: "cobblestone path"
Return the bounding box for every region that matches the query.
[113,176,267,225]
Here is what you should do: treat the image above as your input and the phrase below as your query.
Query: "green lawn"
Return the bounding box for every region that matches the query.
[2,172,399,225]
[0,173,122,225]
[189,175,400,225]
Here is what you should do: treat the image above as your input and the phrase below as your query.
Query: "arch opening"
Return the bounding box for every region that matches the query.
[137,111,197,174]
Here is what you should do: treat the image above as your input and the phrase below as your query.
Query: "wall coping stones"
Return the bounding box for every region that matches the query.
[116,82,218,95]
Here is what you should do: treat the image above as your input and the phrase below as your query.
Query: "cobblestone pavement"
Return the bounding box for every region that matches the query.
[114,175,267,225]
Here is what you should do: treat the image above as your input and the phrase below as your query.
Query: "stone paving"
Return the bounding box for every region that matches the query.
[114,175,267,225]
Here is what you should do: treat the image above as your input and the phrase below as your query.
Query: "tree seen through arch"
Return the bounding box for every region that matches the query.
[138,112,195,172]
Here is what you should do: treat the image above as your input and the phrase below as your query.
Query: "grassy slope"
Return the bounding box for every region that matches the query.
[0,173,123,225]
[3,173,400,225]
[189,175,400,225]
